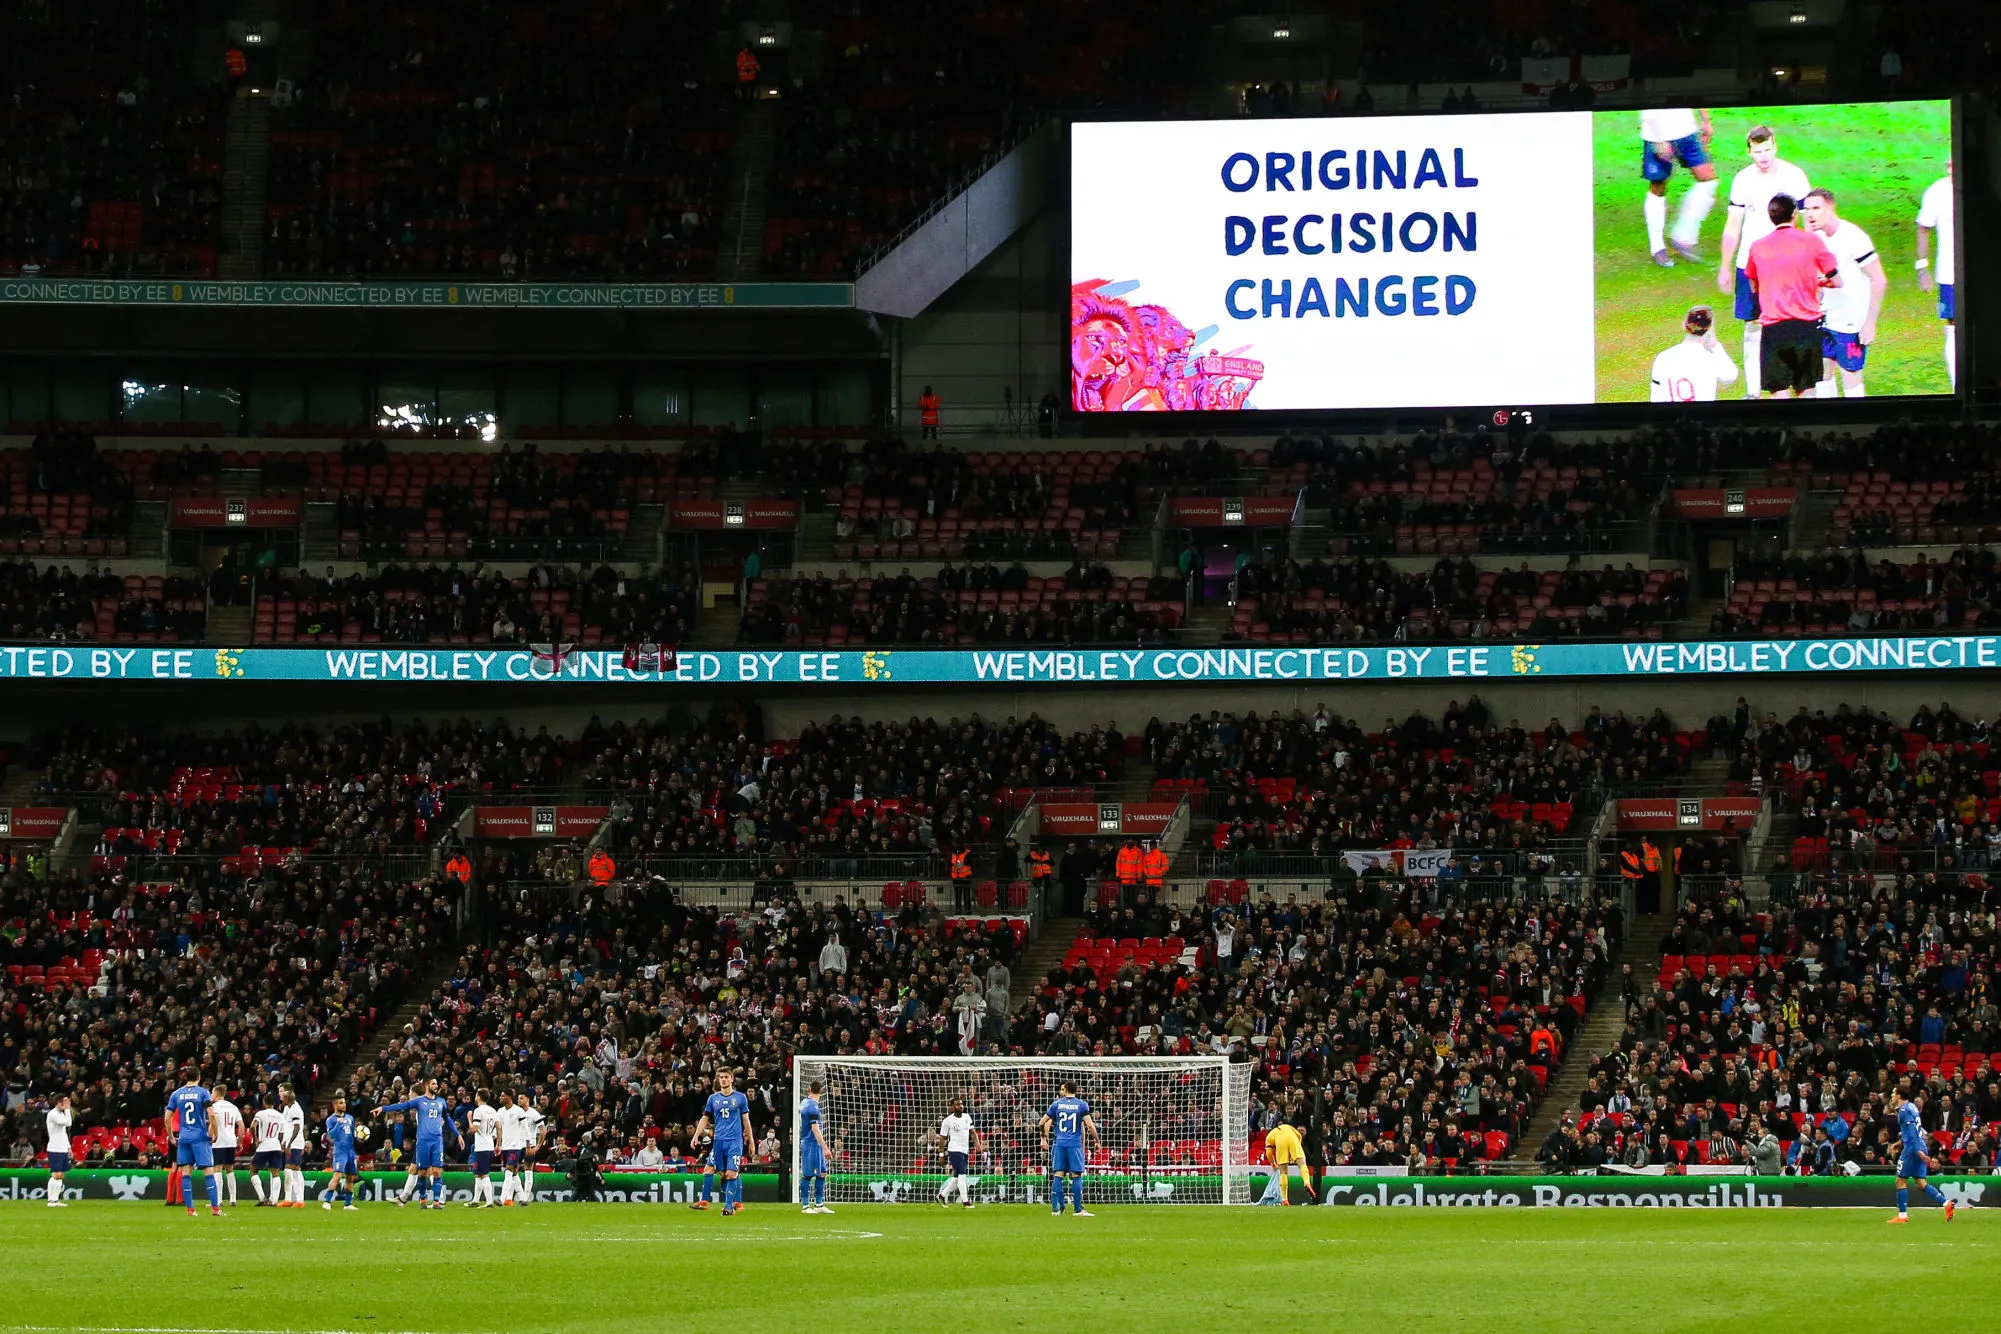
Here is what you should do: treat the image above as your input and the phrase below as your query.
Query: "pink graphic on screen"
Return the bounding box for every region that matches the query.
[1070,280,1265,412]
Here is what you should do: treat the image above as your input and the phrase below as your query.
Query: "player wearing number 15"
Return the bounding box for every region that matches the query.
[1040,1081,1101,1218]
[693,1068,756,1216]
[164,1067,224,1218]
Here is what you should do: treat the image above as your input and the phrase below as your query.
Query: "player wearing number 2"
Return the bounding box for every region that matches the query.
[1649,307,1739,403]
[1040,1081,1101,1218]
[163,1067,224,1218]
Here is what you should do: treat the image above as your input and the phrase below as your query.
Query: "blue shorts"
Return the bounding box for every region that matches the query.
[1939,283,1956,321]
[800,1148,825,1177]
[1050,1143,1085,1175]
[948,1151,969,1175]
[1641,133,1710,183]
[176,1140,215,1169]
[413,1140,444,1170]
[213,1147,236,1166]
[502,1148,522,1167]
[1899,1147,1930,1179]
[1734,268,1760,322]
[47,1152,70,1173]
[1822,328,1868,373]
[712,1145,743,1174]
[333,1152,359,1177]
[285,1149,304,1168]
[472,1150,494,1174]
[253,1150,282,1171]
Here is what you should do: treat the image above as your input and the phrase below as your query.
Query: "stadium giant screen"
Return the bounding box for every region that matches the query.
[1069,100,1958,411]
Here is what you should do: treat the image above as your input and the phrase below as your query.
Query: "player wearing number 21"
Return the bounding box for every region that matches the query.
[1040,1081,1101,1218]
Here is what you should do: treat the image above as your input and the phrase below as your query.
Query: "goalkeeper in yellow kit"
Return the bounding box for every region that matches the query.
[1264,1122,1314,1205]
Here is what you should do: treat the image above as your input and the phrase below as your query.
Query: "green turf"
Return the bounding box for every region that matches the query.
[1,1202,1994,1332]
[1591,100,1954,402]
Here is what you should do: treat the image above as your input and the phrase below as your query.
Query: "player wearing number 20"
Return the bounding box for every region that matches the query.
[1040,1081,1101,1218]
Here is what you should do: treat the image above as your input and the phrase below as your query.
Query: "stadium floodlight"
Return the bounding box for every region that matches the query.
[794,1055,1251,1206]
[1788,10,1808,22]
[1271,23,1290,38]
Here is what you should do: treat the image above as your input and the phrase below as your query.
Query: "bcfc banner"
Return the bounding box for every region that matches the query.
[0,1168,785,1205]
[1070,100,1956,410]
[8,637,2001,683]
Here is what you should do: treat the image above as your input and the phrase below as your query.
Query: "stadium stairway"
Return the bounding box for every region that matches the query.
[206,603,253,644]
[314,949,466,1113]
[219,89,272,281]
[1520,909,1673,1149]
[1011,917,1086,1010]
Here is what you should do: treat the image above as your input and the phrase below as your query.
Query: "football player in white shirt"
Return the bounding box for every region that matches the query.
[513,1092,546,1207]
[1638,107,1717,266]
[209,1084,245,1206]
[931,1096,983,1208]
[1917,160,1956,389]
[466,1090,502,1208]
[1649,306,1740,403]
[44,1093,73,1207]
[250,1091,286,1206]
[279,1084,309,1207]
[1715,126,1812,397]
[1802,189,1887,397]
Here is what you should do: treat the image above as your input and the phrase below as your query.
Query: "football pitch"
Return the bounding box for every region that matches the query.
[1,1203,1995,1333]
[1592,100,1954,402]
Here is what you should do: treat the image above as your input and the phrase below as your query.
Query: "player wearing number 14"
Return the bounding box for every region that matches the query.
[1040,1081,1101,1218]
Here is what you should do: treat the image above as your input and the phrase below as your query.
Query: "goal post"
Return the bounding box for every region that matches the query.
[790,1055,1251,1206]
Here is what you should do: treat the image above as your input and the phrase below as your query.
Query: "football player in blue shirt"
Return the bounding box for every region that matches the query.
[692,1068,755,1216]
[321,1093,362,1211]
[798,1079,832,1214]
[1039,1080,1100,1217]
[378,1077,461,1211]
[1890,1088,1955,1223]
[163,1066,224,1218]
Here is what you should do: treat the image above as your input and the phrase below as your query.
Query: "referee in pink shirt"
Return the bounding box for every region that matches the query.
[1743,194,1841,398]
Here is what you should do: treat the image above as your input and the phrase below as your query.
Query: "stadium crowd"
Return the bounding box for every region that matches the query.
[0,860,463,1165]
[739,564,1185,647]
[251,562,697,647]
[1553,874,2001,1171]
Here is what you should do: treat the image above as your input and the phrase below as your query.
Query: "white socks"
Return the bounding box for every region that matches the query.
[1673,179,1717,247]
[937,1175,971,1203]
[1644,192,1667,253]
[1946,326,1957,388]
[251,1174,266,1203]
[223,1171,237,1204]
[1743,324,1763,396]
[399,1172,419,1202]
[284,1169,304,1203]
[47,1178,61,1203]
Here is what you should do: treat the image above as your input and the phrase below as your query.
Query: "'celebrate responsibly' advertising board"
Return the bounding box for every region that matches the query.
[1070,100,1956,411]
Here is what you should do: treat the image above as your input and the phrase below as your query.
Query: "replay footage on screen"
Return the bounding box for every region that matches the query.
[1068,100,1957,412]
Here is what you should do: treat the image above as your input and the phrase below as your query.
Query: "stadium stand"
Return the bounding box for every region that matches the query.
[1560,874,2001,1171]
[262,0,732,279]
[250,562,697,647]
[0,863,463,1165]
[739,564,1185,647]
[1227,558,1687,644]
[0,1,225,279]
[1712,551,2001,638]
[1021,885,1616,1167]
[331,875,1022,1163]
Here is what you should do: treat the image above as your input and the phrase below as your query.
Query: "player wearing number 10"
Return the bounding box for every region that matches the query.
[1040,1080,1101,1217]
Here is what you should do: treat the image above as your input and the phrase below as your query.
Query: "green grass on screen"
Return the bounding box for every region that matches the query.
[0,1203,1994,1333]
[1592,100,1953,401]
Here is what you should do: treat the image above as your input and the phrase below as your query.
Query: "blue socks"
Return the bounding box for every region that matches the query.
[1898,1187,1909,1213]
[205,1174,220,1208]
[1051,1177,1065,1214]
[1072,1176,1087,1212]
[701,1173,714,1203]
[807,1175,825,1206]
[1925,1183,1947,1205]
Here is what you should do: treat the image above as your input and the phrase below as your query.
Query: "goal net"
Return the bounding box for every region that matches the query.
[792,1056,1251,1206]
